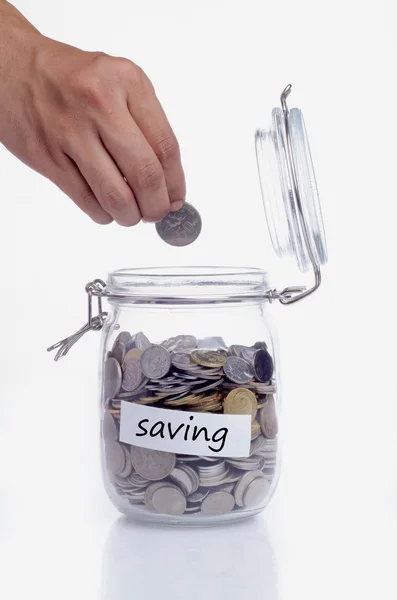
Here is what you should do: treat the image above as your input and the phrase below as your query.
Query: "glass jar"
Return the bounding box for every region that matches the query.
[48,85,328,526]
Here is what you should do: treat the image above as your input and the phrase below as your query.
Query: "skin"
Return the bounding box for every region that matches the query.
[0,0,186,226]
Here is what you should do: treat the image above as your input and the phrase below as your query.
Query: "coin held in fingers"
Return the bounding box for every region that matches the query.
[155,202,202,246]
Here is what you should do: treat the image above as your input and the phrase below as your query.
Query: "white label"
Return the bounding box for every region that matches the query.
[119,401,251,458]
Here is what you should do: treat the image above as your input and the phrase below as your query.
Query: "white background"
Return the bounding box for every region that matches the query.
[1,1,397,599]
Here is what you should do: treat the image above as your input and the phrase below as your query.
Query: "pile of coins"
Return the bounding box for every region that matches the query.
[102,331,278,518]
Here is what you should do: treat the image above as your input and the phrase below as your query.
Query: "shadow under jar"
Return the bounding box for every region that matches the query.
[100,267,280,525]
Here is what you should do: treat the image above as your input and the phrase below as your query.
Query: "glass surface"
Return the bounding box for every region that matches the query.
[99,268,281,526]
[255,105,328,272]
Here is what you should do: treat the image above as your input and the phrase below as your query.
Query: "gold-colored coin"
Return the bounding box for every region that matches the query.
[251,419,261,439]
[124,348,143,361]
[191,403,223,412]
[191,350,227,368]
[223,388,258,419]
[134,397,159,405]
[163,394,204,407]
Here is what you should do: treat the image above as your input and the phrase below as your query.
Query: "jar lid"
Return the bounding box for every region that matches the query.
[255,85,328,273]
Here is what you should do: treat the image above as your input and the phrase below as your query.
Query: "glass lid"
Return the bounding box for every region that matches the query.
[255,85,328,275]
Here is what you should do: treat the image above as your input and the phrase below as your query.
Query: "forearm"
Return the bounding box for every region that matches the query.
[0,1,42,84]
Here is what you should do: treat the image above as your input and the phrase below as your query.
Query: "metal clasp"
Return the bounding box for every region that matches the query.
[266,84,322,305]
[47,279,108,361]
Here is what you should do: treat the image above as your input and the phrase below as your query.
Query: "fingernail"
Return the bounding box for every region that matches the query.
[170,200,184,212]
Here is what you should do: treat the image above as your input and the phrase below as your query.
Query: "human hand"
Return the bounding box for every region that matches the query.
[0,5,186,225]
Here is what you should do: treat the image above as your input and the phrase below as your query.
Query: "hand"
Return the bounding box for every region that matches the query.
[0,5,186,225]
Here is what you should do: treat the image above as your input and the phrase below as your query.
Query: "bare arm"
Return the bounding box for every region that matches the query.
[0,0,186,225]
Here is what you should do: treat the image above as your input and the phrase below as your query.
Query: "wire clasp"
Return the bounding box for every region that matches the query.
[47,279,108,361]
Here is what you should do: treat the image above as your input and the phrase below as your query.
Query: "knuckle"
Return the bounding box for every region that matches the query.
[154,135,180,163]
[119,213,141,227]
[69,72,106,111]
[142,202,169,222]
[80,186,99,210]
[136,160,163,190]
[102,187,131,212]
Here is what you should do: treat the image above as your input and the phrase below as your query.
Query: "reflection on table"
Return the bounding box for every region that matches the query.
[101,515,278,600]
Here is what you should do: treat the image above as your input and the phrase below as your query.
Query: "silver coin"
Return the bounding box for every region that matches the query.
[185,505,202,514]
[163,335,198,352]
[102,411,119,442]
[254,341,268,351]
[201,491,235,516]
[105,441,126,476]
[130,446,176,481]
[144,482,170,511]
[141,345,171,379]
[155,202,202,247]
[135,332,152,351]
[121,358,143,392]
[169,466,197,495]
[119,446,133,478]
[224,356,254,384]
[187,488,210,503]
[114,331,133,347]
[151,485,187,515]
[243,476,270,508]
[104,357,122,398]
[259,395,278,439]
[234,470,267,507]
[192,378,224,393]
[112,341,126,365]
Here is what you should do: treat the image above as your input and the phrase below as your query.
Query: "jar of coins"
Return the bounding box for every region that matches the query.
[48,85,328,525]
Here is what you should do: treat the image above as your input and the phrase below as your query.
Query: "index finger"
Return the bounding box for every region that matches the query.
[127,85,186,212]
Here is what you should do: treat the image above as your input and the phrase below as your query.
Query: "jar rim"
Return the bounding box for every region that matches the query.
[106,266,270,303]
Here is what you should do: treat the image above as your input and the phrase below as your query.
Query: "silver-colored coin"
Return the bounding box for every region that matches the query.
[218,482,236,493]
[105,441,126,476]
[135,332,152,351]
[254,341,268,351]
[192,378,224,393]
[130,446,176,481]
[243,476,270,508]
[155,202,202,247]
[259,395,278,439]
[177,454,202,462]
[201,491,235,516]
[169,465,198,495]
[151,484,187,515]
[119,446,133,478]
[224,356,254,384]
[227,457,264,471]
[187,488,210,503]
[233,470,267,507]
[141,345,171,379]
[144,482,170,511]
[102,411,119,442]
[249,434,268,456]
[185,505,202,514]
[228,345,256,362]
[104,357,122,398]
[121,358,142,392]
[162,335,198,352]
[112,341,126,365]
[114,331,133,347]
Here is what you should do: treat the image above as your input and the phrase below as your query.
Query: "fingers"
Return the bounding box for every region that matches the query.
[126,83,186,213]
[98,109,171,223]
[64,133,142,227]
[50,155,113,225]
